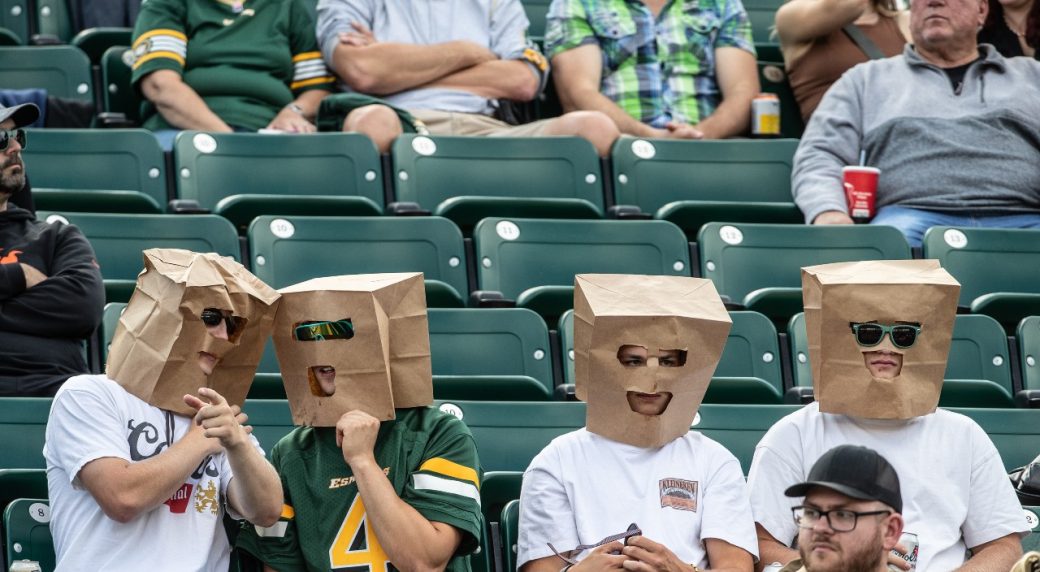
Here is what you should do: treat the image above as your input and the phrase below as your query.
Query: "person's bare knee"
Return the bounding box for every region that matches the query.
[544,111,620,156]
[343,104,402,153]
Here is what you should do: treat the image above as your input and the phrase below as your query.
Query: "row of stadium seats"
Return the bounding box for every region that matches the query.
[2,399,1039,570]
[91,304,1040,407]
[23,130,803,235]
[40,210,1040,330]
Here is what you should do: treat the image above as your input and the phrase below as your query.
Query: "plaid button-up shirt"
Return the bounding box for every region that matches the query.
[546,0,755,127]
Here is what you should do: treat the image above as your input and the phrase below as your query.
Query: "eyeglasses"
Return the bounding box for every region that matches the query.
[0,129,26,151]
[201,308,240,337]
[849,322,922,349]
[792,506,891,532]
[293,319,354,341]
[548,523,641,565]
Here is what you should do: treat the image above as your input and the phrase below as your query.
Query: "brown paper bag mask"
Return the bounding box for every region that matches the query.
[273,273,433,426]
[574,274,732,448]
[802,260,960,419]
[106,249,280,416]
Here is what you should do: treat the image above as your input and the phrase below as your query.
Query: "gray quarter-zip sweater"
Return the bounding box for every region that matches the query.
[792,44,1040,224]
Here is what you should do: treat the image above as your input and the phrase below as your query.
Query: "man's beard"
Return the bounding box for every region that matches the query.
[801,528,886,572]
[0,154,25,196]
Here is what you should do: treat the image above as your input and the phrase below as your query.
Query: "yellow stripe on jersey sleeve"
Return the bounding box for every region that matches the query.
[292,51,322,62]
[290,76,335,90]
[418,457,479,488]
[280,503,295,519]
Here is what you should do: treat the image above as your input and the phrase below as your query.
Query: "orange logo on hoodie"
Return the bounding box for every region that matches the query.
[0,249,22,264]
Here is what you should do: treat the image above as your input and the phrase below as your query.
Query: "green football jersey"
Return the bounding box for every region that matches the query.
[237,407,483,572]
[130,0,334,131]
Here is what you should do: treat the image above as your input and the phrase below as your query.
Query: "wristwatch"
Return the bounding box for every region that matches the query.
[285,103,304,115]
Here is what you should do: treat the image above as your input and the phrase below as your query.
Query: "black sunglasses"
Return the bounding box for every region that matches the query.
[0,129,26,151]
[849,322,922,349]
[201,308,240,337]
[293,319,355,342]
[548,523,641,565]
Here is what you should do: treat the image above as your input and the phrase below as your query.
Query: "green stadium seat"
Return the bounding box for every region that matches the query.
[0,398,50,469]
[0,470,46,523]
[758,61,804,139]
[37,212,240,303]
[1024,506,1040,552]
[1016,316,1040,407]
[473,218,690,322]
[755,42,783,62]
[4,499,54,572]
[787,313,1016,407]
[247,373,286,400]
[922,227,1040,328]
[698,223,911,325]
[429,308,553,397]
[392,135,604,231]
[248,215,468,307]
[70,27,132,64]
[0,46,93,101]
[0,1,29,44]
[743,0,785,43]
[24,129,166,213]
[520,0,551,39]
[174,132,384,231]
[500,499,521,572]
[473,471,523,572]
[611,138,802,238]
[560,309,784,403]
[35,0,73,42]
[0,26,20,45]
[98,302,125,367]
[100,46,137,123]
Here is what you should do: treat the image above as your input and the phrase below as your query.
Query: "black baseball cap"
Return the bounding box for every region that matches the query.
[784,445,903,513]
[0,103,40,129]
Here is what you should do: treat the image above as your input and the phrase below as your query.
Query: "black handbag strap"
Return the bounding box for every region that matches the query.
[843,24,886,60]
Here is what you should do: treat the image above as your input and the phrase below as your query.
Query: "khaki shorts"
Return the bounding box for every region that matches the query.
[410,109,555,137]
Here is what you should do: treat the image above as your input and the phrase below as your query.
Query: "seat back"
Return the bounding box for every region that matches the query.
[923,227,1040,306]
[428,309,554,395]
[1023,506,1040,552]
[174,132,384,228]
[473,218,690,302]
[0,0,30,43]
[71,27,132,64]
[100,302,126,366]
[0,45,93,101]
[0,470,47,520]
[0,398,50,469]
[611,138,798,214]
[38,212,240,303]
[1018,316,1040,391]
[24,129,166,212]
[742,0,785,42]
[520,0,552,38]
[4,499,54,571]
[392,135,604,227]
[101,45,137,122]
[248,215,469,307]
[35,0,73,41]
[500,499,521,572]
[698,223,911,305]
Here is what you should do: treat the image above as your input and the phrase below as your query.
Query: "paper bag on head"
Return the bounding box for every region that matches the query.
[803,260,960,419]
[106,248,280,416]
[574,274,732,448]
[273,272,433,427]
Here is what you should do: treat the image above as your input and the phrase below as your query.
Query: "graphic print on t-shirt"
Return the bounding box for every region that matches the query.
[659,478,698,512]
[127,416,222,515]
[0,248,22,263]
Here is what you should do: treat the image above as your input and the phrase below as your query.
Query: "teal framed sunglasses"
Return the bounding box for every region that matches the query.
[0,129,26,151]
[849,322,922,349]
[293,319,354,341]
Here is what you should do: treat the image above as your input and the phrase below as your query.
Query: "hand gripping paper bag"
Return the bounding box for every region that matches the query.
[106,249,280,415]
[273,273,432,426]
[573,274,732,448]
[802,260,960,419]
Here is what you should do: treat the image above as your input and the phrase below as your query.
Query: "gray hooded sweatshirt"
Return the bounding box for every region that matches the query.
[792,44,1040,224]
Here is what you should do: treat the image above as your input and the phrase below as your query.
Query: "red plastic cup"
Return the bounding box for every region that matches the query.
[843,166,880,220]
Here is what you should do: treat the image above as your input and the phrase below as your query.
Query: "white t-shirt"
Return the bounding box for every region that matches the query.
[44,374,263,572]
[747,403,1029,572]
[518,428,759,569]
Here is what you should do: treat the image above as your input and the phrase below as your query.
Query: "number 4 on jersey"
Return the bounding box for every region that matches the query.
[330,496,393,571]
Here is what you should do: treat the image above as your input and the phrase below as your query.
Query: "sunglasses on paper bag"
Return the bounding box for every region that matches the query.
[848,322,922,349]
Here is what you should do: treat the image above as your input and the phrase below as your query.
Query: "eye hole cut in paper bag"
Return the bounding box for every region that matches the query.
[106,249,281,416]
[573,274,732,448]
[273,273,433,427]
[802,260,960,419]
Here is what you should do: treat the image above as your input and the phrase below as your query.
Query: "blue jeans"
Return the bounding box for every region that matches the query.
[870,205,1040,247]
